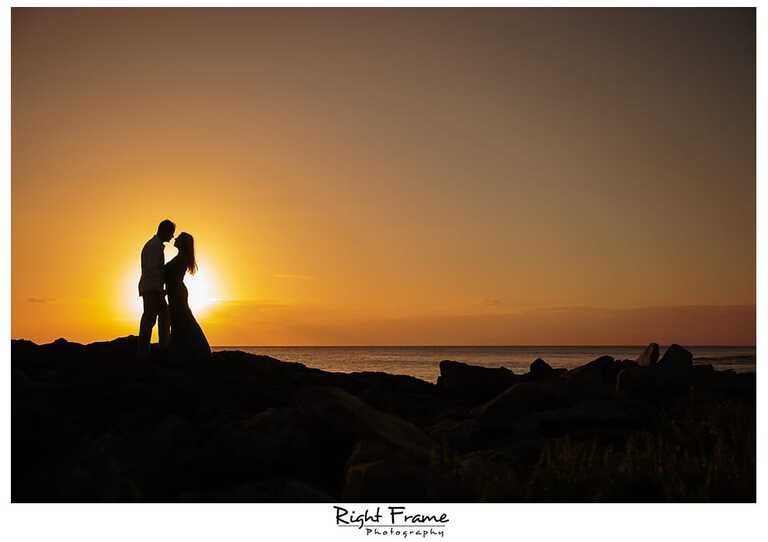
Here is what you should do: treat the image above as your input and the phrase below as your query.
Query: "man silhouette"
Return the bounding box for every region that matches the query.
[137,219,175,359]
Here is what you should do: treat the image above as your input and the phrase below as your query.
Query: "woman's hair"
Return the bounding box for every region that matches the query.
[175,232,198,274]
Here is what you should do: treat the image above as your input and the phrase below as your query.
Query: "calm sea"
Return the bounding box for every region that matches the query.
[211,346,756,383]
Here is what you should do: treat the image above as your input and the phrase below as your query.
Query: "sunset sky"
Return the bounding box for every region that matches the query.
[12,8,755,346]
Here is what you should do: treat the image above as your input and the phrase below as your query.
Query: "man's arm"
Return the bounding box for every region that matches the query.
[154,242,166,291]
[155,240,165,268]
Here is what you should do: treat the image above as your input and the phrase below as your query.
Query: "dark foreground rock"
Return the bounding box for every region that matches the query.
[11,338,755,502]
[437,359,518,401]
[529,358,566,380]
[636,342,660,368]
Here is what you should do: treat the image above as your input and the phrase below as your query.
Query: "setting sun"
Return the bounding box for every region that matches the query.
[123,245,222,322]
[183,266,221,315]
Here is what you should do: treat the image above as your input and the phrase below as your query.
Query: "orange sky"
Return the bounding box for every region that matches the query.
[11,8,755,345]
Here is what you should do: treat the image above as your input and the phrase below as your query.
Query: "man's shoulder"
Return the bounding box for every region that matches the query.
[144,236,162,248]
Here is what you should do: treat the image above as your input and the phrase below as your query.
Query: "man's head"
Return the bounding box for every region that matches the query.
[157,219,176,242]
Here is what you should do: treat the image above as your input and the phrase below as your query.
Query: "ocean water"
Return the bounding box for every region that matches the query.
[211,345,756,383]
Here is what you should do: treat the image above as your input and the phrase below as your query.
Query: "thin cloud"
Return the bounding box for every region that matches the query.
[27,297,56,304]
[273,274,315,281]
[211,298,287,308]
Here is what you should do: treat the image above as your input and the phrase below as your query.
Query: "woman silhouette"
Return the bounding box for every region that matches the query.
[165,232,211,361]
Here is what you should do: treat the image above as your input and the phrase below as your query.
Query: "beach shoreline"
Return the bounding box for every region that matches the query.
[212,345,756,383]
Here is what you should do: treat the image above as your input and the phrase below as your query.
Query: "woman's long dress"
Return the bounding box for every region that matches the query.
[165,256,211,361]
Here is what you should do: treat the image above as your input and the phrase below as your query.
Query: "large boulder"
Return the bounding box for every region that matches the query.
[635,343,659,368]
[658,344,693,369]
[656,344,693,392]
[429,418,480,452]
[185,407,316,489]
[342,438,463,499]
[616,366,656,398]
[517,398,658,435]
[565,355,617,397]
[342,438,467,500]
[357,377,447,426]
[185,406,354,499]
[474,380,571,429]
[295,386,440,462]
[86,336,141,360]
[529,358,557,380]
[437,360,518,401]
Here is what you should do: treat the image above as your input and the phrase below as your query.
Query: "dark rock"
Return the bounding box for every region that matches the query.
[691,363,715,385]
[616,366,656,398]
[529,358,556,379]
[85,336,142,361]
[11,334,756,502]
[10,339,38,363]
[345,438,402,467]
[296,386,439,461]
[566,355,617,396]
[344,458,435,500]
[12,369,31,388]
[437,360,518,401]
[695,371,755,397]
[519,399,658,435]
[342,437,465,500]
[183,406,343,499]
[616,359,638,370]
[41,338,88,359]
[429,418,479,452]
[474,380,572,429]
[358,377,446,425]
[635,343,660,368]
[656,344,693,392]
[453,450,522,500]
[658,344,693,370]
[491,438,549,469]
[33,431,141,501]
[568,355,615,377]
[151,414,198,459]
[606,360,637,386]
[239,407,315,470]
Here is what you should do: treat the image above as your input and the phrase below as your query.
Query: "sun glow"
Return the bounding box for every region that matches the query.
[123,260,222,320]
[183,267,220,315]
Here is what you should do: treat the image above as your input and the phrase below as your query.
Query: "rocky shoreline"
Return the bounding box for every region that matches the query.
[12,337,755,502]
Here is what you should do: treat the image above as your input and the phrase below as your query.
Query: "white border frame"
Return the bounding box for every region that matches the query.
[1,2,763,541]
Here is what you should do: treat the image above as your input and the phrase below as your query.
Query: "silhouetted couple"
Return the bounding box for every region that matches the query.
[136,219,211,361]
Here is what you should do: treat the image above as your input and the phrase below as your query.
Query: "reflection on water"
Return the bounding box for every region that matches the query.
[211,345,756,383]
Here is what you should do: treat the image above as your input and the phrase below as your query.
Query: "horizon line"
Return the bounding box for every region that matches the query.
[10,337,756,349]
[211,344,757,349]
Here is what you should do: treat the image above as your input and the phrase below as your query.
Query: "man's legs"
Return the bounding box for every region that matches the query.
[137,293,161,359]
